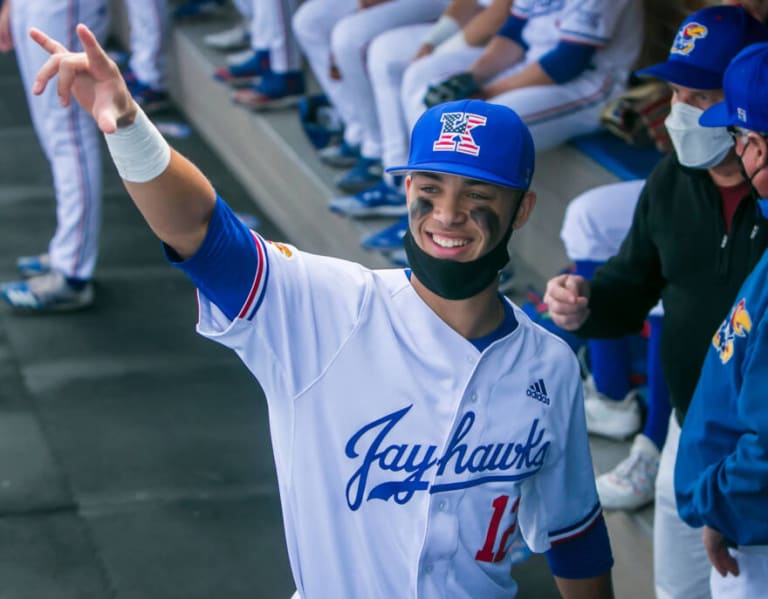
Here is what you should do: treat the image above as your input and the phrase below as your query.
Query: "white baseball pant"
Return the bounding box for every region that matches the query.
[402,48,626,153]
[124,0,168,90]
[250,0,301,73]
[710,546,768,598]
[294,0,448,154]
[368,23,431,170]
[11,0,108,281]
[655,415,712,599]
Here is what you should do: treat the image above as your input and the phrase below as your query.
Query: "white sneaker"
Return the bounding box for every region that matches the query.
[1,270,93,312]
[204,24,249,51]
[597,434,660,510]
[583,376,642,440]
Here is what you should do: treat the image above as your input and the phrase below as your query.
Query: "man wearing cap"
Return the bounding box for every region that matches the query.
[544,5,768,599]
[28,21,616,599]
[675,41,768,598]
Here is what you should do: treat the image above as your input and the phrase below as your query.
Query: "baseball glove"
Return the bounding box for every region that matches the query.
[423,72,480,108]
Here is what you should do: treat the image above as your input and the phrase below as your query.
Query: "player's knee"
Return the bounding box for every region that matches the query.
[401,64,429,127]
[331,16,371,61]
[561,191,601,250]
[292,1,322,47]
[367,34,396,80]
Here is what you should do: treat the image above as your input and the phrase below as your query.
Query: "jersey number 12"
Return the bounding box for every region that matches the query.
[475,494,520,563]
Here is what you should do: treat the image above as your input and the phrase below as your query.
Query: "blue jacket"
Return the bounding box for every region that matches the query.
[675,248,768,545]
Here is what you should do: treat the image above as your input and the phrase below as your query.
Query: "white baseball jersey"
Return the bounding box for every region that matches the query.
[400,0,643,153]
[189,209,604,598]
[11,0,108,280]
[513,0,642,74]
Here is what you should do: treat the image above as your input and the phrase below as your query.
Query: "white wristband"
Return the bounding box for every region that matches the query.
[422,15,460,48]
[104,107,171,183]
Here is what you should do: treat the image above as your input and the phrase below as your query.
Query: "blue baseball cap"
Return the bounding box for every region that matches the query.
[635,5,768,90]
[700,42,768,131]
[386,99,535,190]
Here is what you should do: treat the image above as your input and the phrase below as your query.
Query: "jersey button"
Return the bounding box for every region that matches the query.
[469,393,478,403]
[438,500,447,511]
[424,563,434,574]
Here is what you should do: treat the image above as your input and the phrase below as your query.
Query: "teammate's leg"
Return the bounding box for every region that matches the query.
[232,0,304,109]
[401,40,484,131]
[654,415,712,599]
[10,0,106,287]
[325,24,428,218]
[331,0,448,168]
[292,0,359,147]
[490,67,625,152]
[368,24,430,173]
[125,0,169,91]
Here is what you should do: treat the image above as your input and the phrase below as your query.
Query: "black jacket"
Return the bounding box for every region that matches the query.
[578,153,768,421]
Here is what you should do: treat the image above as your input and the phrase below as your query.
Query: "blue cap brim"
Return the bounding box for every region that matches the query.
[635,60,722,90]
[699,101,733,127]
[386,161,527,189]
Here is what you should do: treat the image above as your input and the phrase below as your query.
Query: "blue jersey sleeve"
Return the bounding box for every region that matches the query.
[165,196,263,321]
[497,15,529,51]
[539,40,596,84]
[545,514,613,578]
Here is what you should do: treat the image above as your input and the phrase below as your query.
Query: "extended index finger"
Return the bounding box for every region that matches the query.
[75,24,112,73]
[29,27,68,56]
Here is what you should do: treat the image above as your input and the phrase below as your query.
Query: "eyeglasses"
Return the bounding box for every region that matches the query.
[727,125,750,140]
[727,125,768,140]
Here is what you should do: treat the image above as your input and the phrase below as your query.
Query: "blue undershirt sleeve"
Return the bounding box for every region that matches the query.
[539,40,596,84]
[497,15,529,51]
[164,196,260,321]
[544,514,613,578]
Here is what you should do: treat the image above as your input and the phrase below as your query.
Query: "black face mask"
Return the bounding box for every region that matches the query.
[403,226,513,300]
[737,140,768,219]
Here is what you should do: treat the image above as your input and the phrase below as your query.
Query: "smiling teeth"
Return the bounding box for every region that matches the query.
[432,234,469,248]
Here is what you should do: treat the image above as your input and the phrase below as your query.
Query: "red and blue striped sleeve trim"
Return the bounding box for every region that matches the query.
[239,231,270,321]
[548,501,603,545]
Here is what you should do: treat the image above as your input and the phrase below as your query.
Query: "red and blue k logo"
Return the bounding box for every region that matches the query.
[433,112,487,157]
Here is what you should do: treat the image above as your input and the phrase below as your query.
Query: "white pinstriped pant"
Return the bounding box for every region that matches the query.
[11,0,108,280]
[124,0,169,90]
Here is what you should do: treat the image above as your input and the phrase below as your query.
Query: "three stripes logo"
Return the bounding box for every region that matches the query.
[526,379,550,405]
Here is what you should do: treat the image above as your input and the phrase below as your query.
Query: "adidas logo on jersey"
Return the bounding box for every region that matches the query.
[526,379,550,405]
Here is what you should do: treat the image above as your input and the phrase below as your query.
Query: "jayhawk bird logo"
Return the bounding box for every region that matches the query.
[712,299,752,364]
[671,22,708,56]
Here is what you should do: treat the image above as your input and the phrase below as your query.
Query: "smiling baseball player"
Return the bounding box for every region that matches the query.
[30,23,614,598]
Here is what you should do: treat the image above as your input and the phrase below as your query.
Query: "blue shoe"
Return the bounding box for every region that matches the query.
[16,253,51,278]
[336,157,383,194]
[318,140,361,169]
[174,0,225,20]
[130,82,171,114]
[231,71,305,111]
[360,214,409,247]
[329,180,407,219]
[213,50,271,86]
[2,271,93,312]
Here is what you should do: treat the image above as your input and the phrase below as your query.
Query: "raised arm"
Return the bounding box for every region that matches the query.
[30,24,215,259]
